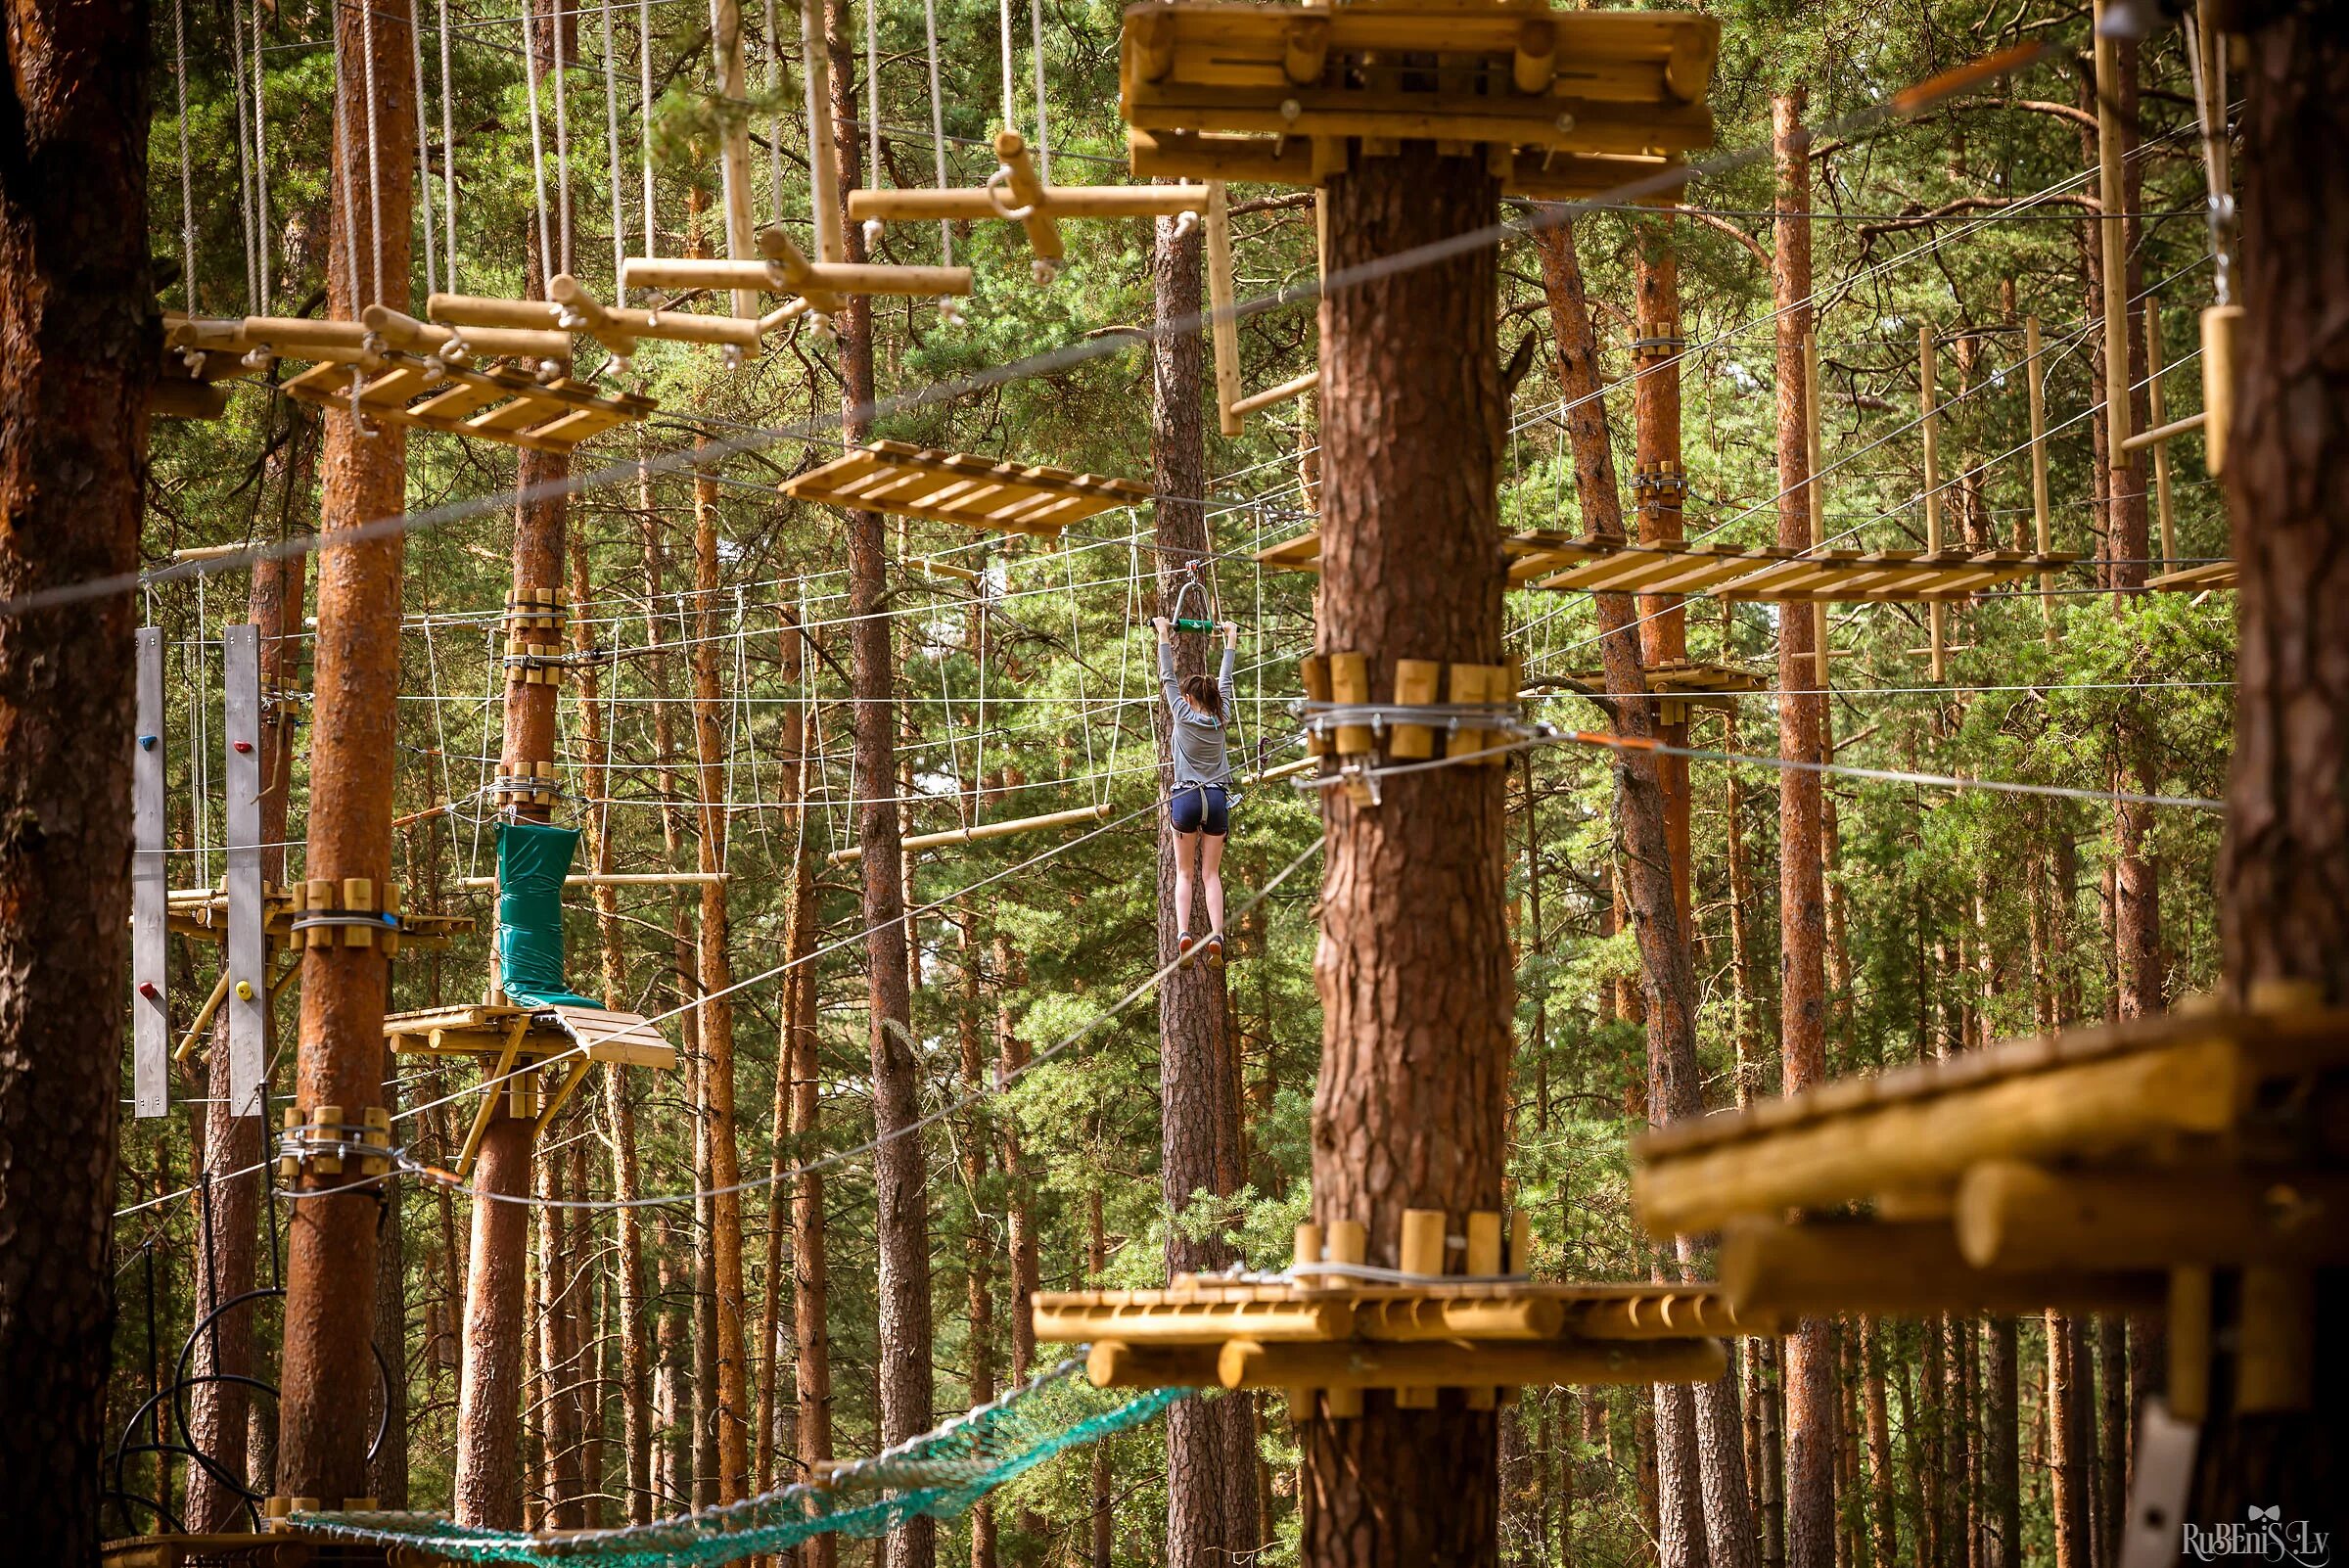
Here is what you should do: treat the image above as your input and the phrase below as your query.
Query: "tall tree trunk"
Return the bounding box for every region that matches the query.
[1302,144,1509,1568]
[188,478,310,1530]
[1861,1317,1897,1568]
[1530,212,1721,1568]
[537,1139,583,1525]
[2204,2,2349,1519]
[654,1219,690,1508]
[1773,90,1835,1568]
[279,0,414,1504]
[0,0,145,1543]
[1151,201,1261,1568]
[1982,1320,2019,1568]
[996,931,1042,1546]
[958,905,996,1568]
[2049,1313,2087,1568]
[826,12,931,1562]
[688,453,752,1500]
[1088,1177,1114,1568]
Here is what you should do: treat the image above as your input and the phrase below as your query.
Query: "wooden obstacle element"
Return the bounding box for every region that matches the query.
[1036,1208,1765,1420]
[783,440,1151,538]
[851,130,1212,277]
[622,225,972,328]
[1257,527,2082,603]
[828,802,1112,866]
[2147,560,2235,593]
[426,279,764,357]
[1630,990,2349,1419]
[1204,183,1321,435]
[102,1533,392,1567]
[1560,658,1767,724]
[1117,0,1719,199]
[387,1002,677,1178]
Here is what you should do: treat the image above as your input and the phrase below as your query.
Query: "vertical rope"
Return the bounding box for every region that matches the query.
[764,0,787,222]
[438,0,458,290]
[228,0,259,309]
[997,0,1016,136]
[639,0,656,264]
[921,0,949,264]
[553,0,576,278]
[604,0,628,291]
[864,0,881,194]
[411,0,438,300]
[1027,0,1048,182]
[358,0,387,306]
[332,19,363,317]
[172,0,198,311]
[521,0,556,285]
[253,0,272,310]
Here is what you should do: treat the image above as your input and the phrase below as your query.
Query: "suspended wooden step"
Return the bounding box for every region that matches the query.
[1118,1,1719,197]
[426,276,764,358]
[783,440,1151,538]
[1257,529,2084,602]
[851,130,1211,278]
[1038,1208,1765,1417]
[1561,658,1768,724]
[2147,560,2235,592]
[1630,991,2349,1364]
[282,358,652,453]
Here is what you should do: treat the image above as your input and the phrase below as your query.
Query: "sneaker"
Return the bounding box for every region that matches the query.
[1176,930,1195,968]
[1205,932,1225,963]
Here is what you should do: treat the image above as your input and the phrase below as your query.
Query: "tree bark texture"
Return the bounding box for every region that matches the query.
[1302,145,1510,1568]
[1982,1319,2019,1568]
[788,622,836,1568]
[0,0,148,1547]
[1151,202,1262,1568]
[278,0,415,1505]
[827,8,932,1561]
[2202,4,2349,1523]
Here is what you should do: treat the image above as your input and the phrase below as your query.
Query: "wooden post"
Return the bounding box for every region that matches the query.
[800,0,846,265]
[1804,332,1831,702]
[2144,300,2176,571]
[1919,324,1946,682]
[277,0,416,1508]
[2026,316,2054,644]
[1206,183,1243,438]
[713,0,759,317]
[1304,142,1510,1566]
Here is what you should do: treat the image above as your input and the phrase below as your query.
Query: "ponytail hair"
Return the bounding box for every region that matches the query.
[1180,672,1223,722]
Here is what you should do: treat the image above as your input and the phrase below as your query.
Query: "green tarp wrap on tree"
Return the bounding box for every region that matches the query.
[495,820,602,1008]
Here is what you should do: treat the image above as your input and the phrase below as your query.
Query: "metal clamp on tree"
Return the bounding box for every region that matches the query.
[275,1105,393,1181]
[1298,652,1528,802]
[493,762,564,809]
[288,878,404,955]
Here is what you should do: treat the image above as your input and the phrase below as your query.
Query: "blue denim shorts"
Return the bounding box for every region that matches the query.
[1169,784,1229,837]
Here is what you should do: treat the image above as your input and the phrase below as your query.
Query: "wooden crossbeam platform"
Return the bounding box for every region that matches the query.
[1118,1,1719,195]
[2147,560,2235,592]
[850,130,1211,266]
[1256,528,2083,602]
[1560,658,1768,723]
[384,1002,675,1071]
[1630,994,2349,1363]
[782,440,1152,537]
[165,886,472,952]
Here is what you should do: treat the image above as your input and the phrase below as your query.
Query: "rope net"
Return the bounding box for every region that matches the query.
[289,1360,1188,1565]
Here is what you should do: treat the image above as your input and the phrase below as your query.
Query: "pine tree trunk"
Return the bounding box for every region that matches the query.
[277,0,414,1506]
[1300,143,1509,1568]
[1151,201,1260,1568]
[791,800,835,1568]
[2048,1313,2087,1568]
[1088,1185,1114,1568]
[537,1147,583,1525]
[1982,1320,2019,1568]
[655,1219,690,1509]
[2203,4,2349,1519]
[1862,1318,1897,1568]
[188,503,309,1530]
[958,906,996,1568]
[758,605,813,1509]
[996,933,1042,1546]
[826,13,931,1560]
[1772,88,1835,1568]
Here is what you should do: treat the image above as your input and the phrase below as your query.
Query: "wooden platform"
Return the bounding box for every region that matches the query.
[166,886,472,952]
[1119,0,1718,196]
[384,1002,675,1071]
[1630,995,2349,1336]
[1256,528,2083,602]
[1560,658,1768,723]
[782,440,1152,538]
[283,358,653,454]
[2147,560,2235,592]
[102,1536,391,1567]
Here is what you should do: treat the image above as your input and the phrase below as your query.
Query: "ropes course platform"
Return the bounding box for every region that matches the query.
[1256,527,2082,602]
[1630,992,2349,1380]
[1118,0,1719,198]
[1559,658,1768,723]
[384,1003,675,1072]
[166,885,472,952]
[2147,560,2235,592]
[1037,1209,1770,1417]
[782,440,1152,538]
[103,1535,391,1567]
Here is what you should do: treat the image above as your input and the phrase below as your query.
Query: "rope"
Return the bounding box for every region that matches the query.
[996,0,1015,136]
[440,0,458,287]
[764,0,786,221]
[637,0,655,268]
[358,0,386,306]
[411,0,438,299]
[603,0,627,292]
[252,0,272,310]
[173,0,198,311]
[552,0,575,277]
[1027,0,1048,182]
[229,0,259,308]
[521,0,556,282]
[920,0,949,263]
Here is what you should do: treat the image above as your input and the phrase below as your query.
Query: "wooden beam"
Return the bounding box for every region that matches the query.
[1206,182,1245,437]
[453,872,732,889]
[828,801,1111,865]
[452,1013,531,1180]
[1215,1335,1727,1392]
[1720,1216,2163,1318]
[1085,1340,1223,1390]
[2119,408,2207,454]
[1954,1160,2349,1272]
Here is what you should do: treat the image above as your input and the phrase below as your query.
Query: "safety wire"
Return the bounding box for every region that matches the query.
[173,0,199,311]
[921,0,950,262]
[411,0,438,299]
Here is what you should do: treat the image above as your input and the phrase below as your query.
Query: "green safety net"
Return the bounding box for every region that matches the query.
[290,1359,1190,1566]
[494,820,601,1009]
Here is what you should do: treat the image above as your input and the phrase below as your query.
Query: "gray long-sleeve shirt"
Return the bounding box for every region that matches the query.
[1160,641,1236,791]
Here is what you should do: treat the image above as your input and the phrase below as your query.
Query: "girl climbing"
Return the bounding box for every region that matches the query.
[1154,612,1239,965]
